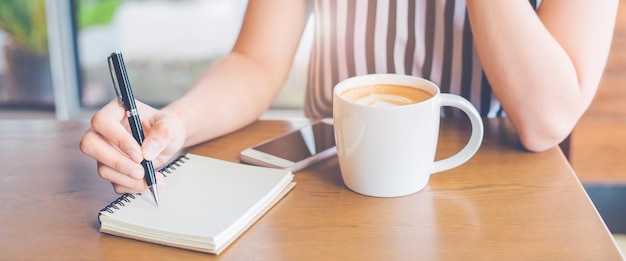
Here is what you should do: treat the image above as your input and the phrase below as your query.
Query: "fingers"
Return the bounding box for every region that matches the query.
[142,116,174,161]
[99,163,147,194]
[91,100,144,163]
[81,128,145,180]
[81,99,179,195]
[101,163,167,194]
[80,99,146,193]
[139,104,186,162]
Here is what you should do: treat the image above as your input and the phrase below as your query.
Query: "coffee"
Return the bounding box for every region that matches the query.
[333,74,484,197]
[339,84,433,107]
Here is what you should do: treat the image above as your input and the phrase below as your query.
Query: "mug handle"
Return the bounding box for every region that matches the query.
[431,93,484,174]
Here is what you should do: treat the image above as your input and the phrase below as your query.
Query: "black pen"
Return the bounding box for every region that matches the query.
[107,51,160,207]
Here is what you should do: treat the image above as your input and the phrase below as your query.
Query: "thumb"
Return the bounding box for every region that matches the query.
[141,113,175,161]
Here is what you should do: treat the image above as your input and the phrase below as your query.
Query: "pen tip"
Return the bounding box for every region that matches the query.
[149,185,160,208]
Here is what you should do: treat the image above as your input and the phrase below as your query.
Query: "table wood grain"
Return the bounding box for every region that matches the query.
[0,118,622,260]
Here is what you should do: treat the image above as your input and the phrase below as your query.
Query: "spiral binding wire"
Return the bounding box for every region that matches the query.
[100,193,137,214]
[99,154,191,215]
[159,154,190,177]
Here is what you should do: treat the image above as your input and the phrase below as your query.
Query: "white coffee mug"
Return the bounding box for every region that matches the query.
[333,74,484,197]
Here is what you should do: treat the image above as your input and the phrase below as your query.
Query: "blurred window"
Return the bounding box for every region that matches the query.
[77,0,246,108]
[0,0,311,114]
[76,0,311,110]
[0,0,54,108]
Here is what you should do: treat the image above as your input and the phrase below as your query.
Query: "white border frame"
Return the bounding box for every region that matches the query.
[46,0,80,120]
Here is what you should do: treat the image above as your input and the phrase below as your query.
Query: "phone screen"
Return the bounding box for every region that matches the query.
[253,122,336,162]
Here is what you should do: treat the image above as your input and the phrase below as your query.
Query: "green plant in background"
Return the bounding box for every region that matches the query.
[0,0,120,105]
[0,0,48,54]
[0,0,120,53]
[77,0,120,29]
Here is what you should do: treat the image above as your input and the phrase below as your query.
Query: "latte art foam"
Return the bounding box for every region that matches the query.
[352,93,417,106]
[340,84,433,107]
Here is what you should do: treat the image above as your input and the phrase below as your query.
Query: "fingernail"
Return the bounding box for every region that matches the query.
[143,140,161,161]
[128,149,143,163]
[129,165,145,179]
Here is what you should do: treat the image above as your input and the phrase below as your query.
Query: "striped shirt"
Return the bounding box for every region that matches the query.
[303,0,542,118]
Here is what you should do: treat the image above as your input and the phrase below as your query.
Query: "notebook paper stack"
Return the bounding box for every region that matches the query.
[98,153,295,254]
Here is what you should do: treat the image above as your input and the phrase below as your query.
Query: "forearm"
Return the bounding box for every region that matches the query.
[163,0,308,148]
[466,0,617,151]
[163,52,283,147]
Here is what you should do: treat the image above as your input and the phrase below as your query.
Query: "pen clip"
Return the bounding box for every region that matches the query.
[107,55,124,106]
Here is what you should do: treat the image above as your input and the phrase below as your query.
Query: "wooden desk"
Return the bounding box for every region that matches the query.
[0,119,622,260]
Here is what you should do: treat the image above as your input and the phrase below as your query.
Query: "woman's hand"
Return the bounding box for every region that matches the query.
[80,99,186,194]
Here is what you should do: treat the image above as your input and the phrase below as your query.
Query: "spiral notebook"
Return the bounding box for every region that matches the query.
[98,153,295,254]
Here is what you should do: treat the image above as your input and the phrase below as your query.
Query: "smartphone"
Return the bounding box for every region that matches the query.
[240,119,336,172]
